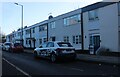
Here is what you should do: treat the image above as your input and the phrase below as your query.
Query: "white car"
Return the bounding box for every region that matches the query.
[33,41,76,62]
[2,42,13,51]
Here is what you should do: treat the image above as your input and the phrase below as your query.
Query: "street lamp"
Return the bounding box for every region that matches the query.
[14,3,24,46]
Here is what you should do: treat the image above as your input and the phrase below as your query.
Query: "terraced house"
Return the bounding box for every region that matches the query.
[6,2,120,54]
[82,2,120,54]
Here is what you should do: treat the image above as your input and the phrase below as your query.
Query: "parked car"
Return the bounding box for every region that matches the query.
[2,42,24,53]
[2,42,13,51]
[10,43,24,53]
[33,41,76,62]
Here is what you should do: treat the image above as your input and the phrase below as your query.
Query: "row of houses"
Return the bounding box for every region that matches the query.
[6,2,120,54]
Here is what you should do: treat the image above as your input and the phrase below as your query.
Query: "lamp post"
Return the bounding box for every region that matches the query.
[14,3,24,46]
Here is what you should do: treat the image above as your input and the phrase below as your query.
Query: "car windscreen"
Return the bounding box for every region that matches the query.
[57,42,73,47]
[39,43,46,48]
[14,43,22,47]
[5,43,12,46]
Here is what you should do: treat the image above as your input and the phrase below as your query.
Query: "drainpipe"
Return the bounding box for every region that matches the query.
[81,12,84,50]
[47,23,49,41]
[30,28,31,48]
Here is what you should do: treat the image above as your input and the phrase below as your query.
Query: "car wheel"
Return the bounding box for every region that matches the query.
[2,48,4,51]
[50,53,56,63]
[34,52,38,59]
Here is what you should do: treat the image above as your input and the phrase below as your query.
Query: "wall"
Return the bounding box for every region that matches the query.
[48,9,82,50]
[84,3,119,52]
[100,3,119,52]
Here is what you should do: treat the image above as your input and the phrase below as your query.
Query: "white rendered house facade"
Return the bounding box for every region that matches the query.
[48,9,82,50]
[83,2,120,53]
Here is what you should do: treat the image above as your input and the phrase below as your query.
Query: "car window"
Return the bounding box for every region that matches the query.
[46,42,54,47]
[39,43,47,48]
[14,43,22,47]
[4,43,12,46]
[57,42,73,47]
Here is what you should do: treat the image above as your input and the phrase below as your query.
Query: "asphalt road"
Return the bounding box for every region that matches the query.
[2,50,119,77]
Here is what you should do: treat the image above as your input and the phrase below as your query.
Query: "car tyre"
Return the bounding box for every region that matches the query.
[50,53,57,63]
[34,52,38,59]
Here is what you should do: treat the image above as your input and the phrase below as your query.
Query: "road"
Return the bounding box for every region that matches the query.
[2,50,119,76]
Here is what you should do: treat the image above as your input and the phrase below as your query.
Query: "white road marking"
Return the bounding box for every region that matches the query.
[62,66,84,72]
[2,58,32,77]
[69,67,84,72]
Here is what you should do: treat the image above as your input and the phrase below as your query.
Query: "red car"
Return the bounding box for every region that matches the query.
[10,43,24,53]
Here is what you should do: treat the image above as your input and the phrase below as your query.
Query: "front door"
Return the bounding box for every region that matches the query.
[89,35,100,54]
[93,35,100,52]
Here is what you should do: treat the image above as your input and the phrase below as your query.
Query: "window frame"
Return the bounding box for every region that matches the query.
[50,21,55,29]
[88,9,99,21]
[73,35,81,44]
[63,14,81,26]
[63,36,69,42]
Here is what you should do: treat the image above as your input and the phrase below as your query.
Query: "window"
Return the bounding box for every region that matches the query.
[18,32,21,36]
[73,35,81,44]
[43,38,47,43]
[79,35,82,43]
[39,24,47,32]
[73,36,75,43]
[26,29,30,34]
[88,9,99,21]
[32,27,35,33]
[50,21,55,29]
[63,36,69,42]
[89,36,92,45]
[64,14,80,26]
[50,36,56,41]
[39,39,42,45]
[58,42,73,47]
[64,19,67,26]
[95,9,98,18]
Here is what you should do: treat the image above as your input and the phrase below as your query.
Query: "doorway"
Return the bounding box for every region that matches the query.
[89,34,100,54]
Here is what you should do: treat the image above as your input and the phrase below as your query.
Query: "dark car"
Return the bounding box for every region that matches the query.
[10,43,24,53]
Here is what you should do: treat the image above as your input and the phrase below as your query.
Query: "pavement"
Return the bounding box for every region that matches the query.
[24,49,120,65]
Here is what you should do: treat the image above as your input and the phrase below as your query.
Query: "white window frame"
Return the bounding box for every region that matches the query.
[64,14,81,26]
[88,9,99,21]
[63,36,69,42]
[50,21,55,29]
[39,39,42,45]
[73,35,81,44]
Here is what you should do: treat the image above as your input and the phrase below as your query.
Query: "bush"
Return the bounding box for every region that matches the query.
[96,47,120,57]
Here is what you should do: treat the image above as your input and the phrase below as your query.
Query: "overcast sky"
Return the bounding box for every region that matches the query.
[1,0,103,35]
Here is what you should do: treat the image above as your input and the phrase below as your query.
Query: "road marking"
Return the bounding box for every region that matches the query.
[2,58,32,77]
[69,67,84,72]
[62,66,84,72]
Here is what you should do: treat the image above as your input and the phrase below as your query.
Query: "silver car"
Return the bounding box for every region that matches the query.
[33,41,76,62]
[2,42,13,51]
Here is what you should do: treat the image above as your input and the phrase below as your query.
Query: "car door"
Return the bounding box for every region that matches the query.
[46,42,54,56]
[39,44,47,57]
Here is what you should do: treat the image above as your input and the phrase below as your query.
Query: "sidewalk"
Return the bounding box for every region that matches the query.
[24,49,120,65]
